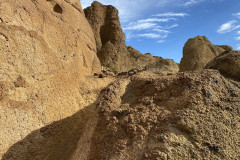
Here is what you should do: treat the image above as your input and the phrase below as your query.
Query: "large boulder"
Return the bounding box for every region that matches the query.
[84,1,130,71]
[205,50,240,81]
[0,0,101,158]
[179,36,232,72]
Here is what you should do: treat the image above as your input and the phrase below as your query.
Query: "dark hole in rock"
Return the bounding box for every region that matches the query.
[53,4,63,14]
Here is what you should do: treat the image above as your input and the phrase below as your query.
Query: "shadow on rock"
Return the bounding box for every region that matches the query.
[2,102,98,160]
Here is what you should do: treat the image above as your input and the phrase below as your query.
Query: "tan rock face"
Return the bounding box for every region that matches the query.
[84,1,179,73]
[205,50,240,81]
[84,1,130,71]
[179,36,232,72]
[0,0,101,158]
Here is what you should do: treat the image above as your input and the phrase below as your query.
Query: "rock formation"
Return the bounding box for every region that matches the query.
[0,0,101,158]
[1,0,240,159]
[179,36,232,72]
[84,1,130,71]
[128,46,179,72]
[205,50,240,81]
[84,1,179,73]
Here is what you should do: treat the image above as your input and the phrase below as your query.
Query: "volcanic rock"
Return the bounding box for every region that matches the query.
[205,50,240,81]
[84,1,130,71]
[0,0,101,158]
[87,70,240,159]
[179,36,232,72]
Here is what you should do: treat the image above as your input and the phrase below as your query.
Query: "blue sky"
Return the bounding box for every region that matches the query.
[82,0,240,63]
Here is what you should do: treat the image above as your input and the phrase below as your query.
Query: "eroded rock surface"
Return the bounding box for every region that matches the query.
[179,36,232,72]
[205,50,240,81]
[0,0,101,158]
[88,70,240,159]
[84,1,130,71]
[127,46,179,73]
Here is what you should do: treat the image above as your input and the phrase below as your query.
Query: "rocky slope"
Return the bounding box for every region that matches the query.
[3,70,240,160]
[179,36,232,72]
[84,1,178,73]
[0,0,102,158]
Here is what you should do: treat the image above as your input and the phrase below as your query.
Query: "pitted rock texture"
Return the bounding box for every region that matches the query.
[205,50,240,81]
[84,1,179,73]
[179,36,232,72]
[88,70,240,159]
[3,70,240,159]
[84,1,130,72]
[0,0,101,158]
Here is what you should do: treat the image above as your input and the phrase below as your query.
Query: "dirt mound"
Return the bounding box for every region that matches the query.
[205,50,240,81]
[88,70,240,159]
[179,36,232,72]
[84,2,178,73]
[0,0,102,158]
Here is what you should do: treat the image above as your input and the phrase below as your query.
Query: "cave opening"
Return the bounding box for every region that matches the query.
[53,4,63,14]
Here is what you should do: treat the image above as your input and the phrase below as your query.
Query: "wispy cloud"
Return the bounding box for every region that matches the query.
[237,31,240,34]
[217,20,240,34]
[123,12,188,43]
[137,33,167,39]
[235,36,240,41]
[157,40,165,43]
[123,22,157,30]
[154,12,189,17]
[138,18,176,23]
[184,0,198,6]
[237,44,240,50]
[233,12,240,19]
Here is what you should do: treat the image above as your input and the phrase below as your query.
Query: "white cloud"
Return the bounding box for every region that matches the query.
[137,33,167,39]
[237,31,240,35]
[123,22,157,30]
[233,12,240,19]
[137,18,176,23]
[184,0,198,6]
[235,36,240,41]
[237,44,240,50]
[166,24,179,29]
[157,40,165,43]
[154,12,189,17]
[152,29,170,33]
[217,20,240,34]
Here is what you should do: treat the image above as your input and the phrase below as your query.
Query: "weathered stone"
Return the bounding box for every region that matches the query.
[179,36,232,72]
